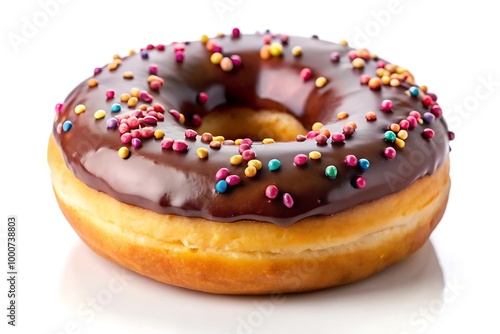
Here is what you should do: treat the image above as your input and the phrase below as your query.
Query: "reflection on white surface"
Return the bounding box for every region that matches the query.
[56,241,444,334]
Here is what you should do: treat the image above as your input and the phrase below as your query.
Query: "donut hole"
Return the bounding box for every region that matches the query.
[196,107,308,141]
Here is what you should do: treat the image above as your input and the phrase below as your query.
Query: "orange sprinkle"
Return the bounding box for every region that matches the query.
[87,78,98,87]
[337,111,349,120]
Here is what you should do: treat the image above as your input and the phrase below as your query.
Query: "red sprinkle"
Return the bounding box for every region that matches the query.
[409,110,421,120]
[192,114,202,127]
[422,95,433,107]
[153,104,165,113]
[422,128,435,139]
[232,27,241,38]
[300,68,312,81]
[197,92,208,105]
[431,104,442,118]
[306,130,319,139]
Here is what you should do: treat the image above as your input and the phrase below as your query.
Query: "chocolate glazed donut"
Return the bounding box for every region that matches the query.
[48,30,453,293]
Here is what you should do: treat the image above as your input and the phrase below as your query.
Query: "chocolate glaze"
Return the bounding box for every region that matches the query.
[53,33,450,226]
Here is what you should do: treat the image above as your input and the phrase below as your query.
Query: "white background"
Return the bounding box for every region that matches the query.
[2,0,500,333]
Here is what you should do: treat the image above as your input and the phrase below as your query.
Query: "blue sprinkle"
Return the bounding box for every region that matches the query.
[215,180,228,193]
[62,120,73,132]
[111,103,121,113]
[358,158,370,171]
[268,159,281,171]
[423,112,435,124]
[141,50,149,59]
[409,86,419,96]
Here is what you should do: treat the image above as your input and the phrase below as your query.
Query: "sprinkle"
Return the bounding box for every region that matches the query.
[226,175,241,186]
[232,27,240,38]
[315,77,327,88]
[309,151,321,160]
[223,140,235,146]
[355,176,367,189]
[280,34,289,44]
[161,138,174,149]
[337,111,349,120]
[245,165,257,177]
[352,58,365,68]
[262,34,272,44]
[268,159,281,171]
[325,165,338,179]
[87,78,98,87]
[123,71,134,79]
[269,43,283,57]
[106,118,118,129]
[384,131,396,142]
[262,138,275,144]
[399,119,410,130]
[230,155,243,165]
[406,116,418,129]
[260,45,271,60]
[56,123,62,134]
[118,123,130,135]
[422,128,435,139]
[120,133,132,144]
[154,129,165,139]
[105,90,115,99]
[342,125,355,136]
[381,75,391,85]
[242,149,256,161]
[127,97,138,107]
[390,78,400,87]
[120,93,131,102]
[409,86,419,96]
[247,160,262,171]
[212,135,225,143]
[265,185,279,199]
[130,88,140,97]
[409,110,421,120]
[197,92,208,105]
[172,140,188,152]
[296,134,306,142]
[62,120,72,132]
[384,147,396,159]
[380,100,393,111]
[118,147,130,159]
[205,39,217,51]
[311,122,323,131]
[94,67,102,75]
[449,131,455,141]
[55,103,64,115]
[389,124,400,133]
[365,111,377,121]
[230,55,242,67]
[368,77,381,90]
[220,57,234,72]
[345,154,358,167]
[330,52,340,62]
[422,95,433,107]
[108,61,119,71]
[131,138,142,148]
[397,130,408,140]
[201,35,209,43]
[185,129,198,139]
[300,68,312,81]
[140,127,154,138]
[210,141,221,149]
[331,132,345,143]
[431,104,442,118]
[360,74,371,85]
[358,158,370,171]
[74,104,86,115]
[423,112,435,124]
[282,193,294,208]
[215,180,228,193]
[94,110,106,119]
[209,51,221,64]
[319,128,331,138]
[291,46,302,56]
[175,52,184,63]
[111,103,121,113]
[339,40,348,46]
[201,132,213,143]
[149,64,158,75]
[293,154,308,166]
[315,134,328,145]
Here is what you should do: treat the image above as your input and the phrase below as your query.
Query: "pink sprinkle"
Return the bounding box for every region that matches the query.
[422,95,433,107]
[232,27,241,38]
[197,92,208,105]
[192,114,202,127]
[399,119,410,130]
[146,44,154,50]
[140,127,155,138]
[230,55,242,67]
[226,175,241,186]
[384,147,396,159]
[300,68,312,81]
[315,134,328,145]
[422,128,435,139]
[355,176,367,189]
[120,133,132,144]
[154,104,165,113]
[360,74,371,85]
[169,109,181,120]
[106,90,115,99]
[296,134,306,142]
[175,52,184,63]
[265,185,279,199]
[407,116,418,129]
[282,193,294,208]
[331,132,345,143]
[342,125,355,137]
[185,129,198,139]
[294,154,308,166]
[431,104,442,118]
[306,130,319,139]
[157,44,165,51]
[149,64,159,75]
[172,139,188,152]
[150,80,162,90]
[348,50,358,61]
[126,116,140,129]
[130,129,141,138]
[118,123,130,135]
[242,149,256,161]
[238,143,251,154]
[345,154,358,166]
[56,123,62,134]
[241,138,253,146]
[161,138,174,149]
[280,34,289,44]
[142,115,158,125]
[173,42,185,52]
[155,112,164,121]
[262,34,272,44]
[139,91,153,103]
[380,100,393,112]
[330,52,340,62]
[377,60,387,68]
[94,67,102,75]
[216,168,230,181]
[409,110,421,120]
[55,103,64,115]
[213,45,223,53]
[131,138,142,148]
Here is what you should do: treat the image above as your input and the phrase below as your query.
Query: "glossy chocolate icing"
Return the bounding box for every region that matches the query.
[53,33,450,226]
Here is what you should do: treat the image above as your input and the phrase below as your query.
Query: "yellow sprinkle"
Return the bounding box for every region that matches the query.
[196,148,209,159]
[108,61,119,71]
[312,122,323,131]
[216,32,225,38]
[210,52,223,65]
[397,130,408,140]
[244,165,257,178]
[337,111,349,120]
[230,155,243,165]
[315,77,327,88]
[113,54,121,60]
[123,71,134,79]
[260,45,271,60]
[147,75,161,83]
[154,129,165,139]
[418,118,424,124]
[384,64,397,73]
[396,66,406,74]
[262,138,275,144]
[390,78,400,87]
[339,39,348,46]
[309,151,322,160]
[248,159,263,170]
[352,58,365,69]
[87,78,98,87]
[291,46,302,57]
[381,75,391,85]
[376,68,386,77]
[127,97,138,107]
[94,110,106,119]
[370,53,378,60]
[269,43,283,57]
[201,34,209,43]
[120,93,131,102]
[178,113,185,124]
[129,49,136,55]
[74,104,86,115]
[118,147,130,159]
[234,139,243,145]
[212,135,225,143]
[130,88,140,97]
[395,138,405,149]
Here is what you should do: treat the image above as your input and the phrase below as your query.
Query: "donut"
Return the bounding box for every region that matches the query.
[48,30,453,294]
